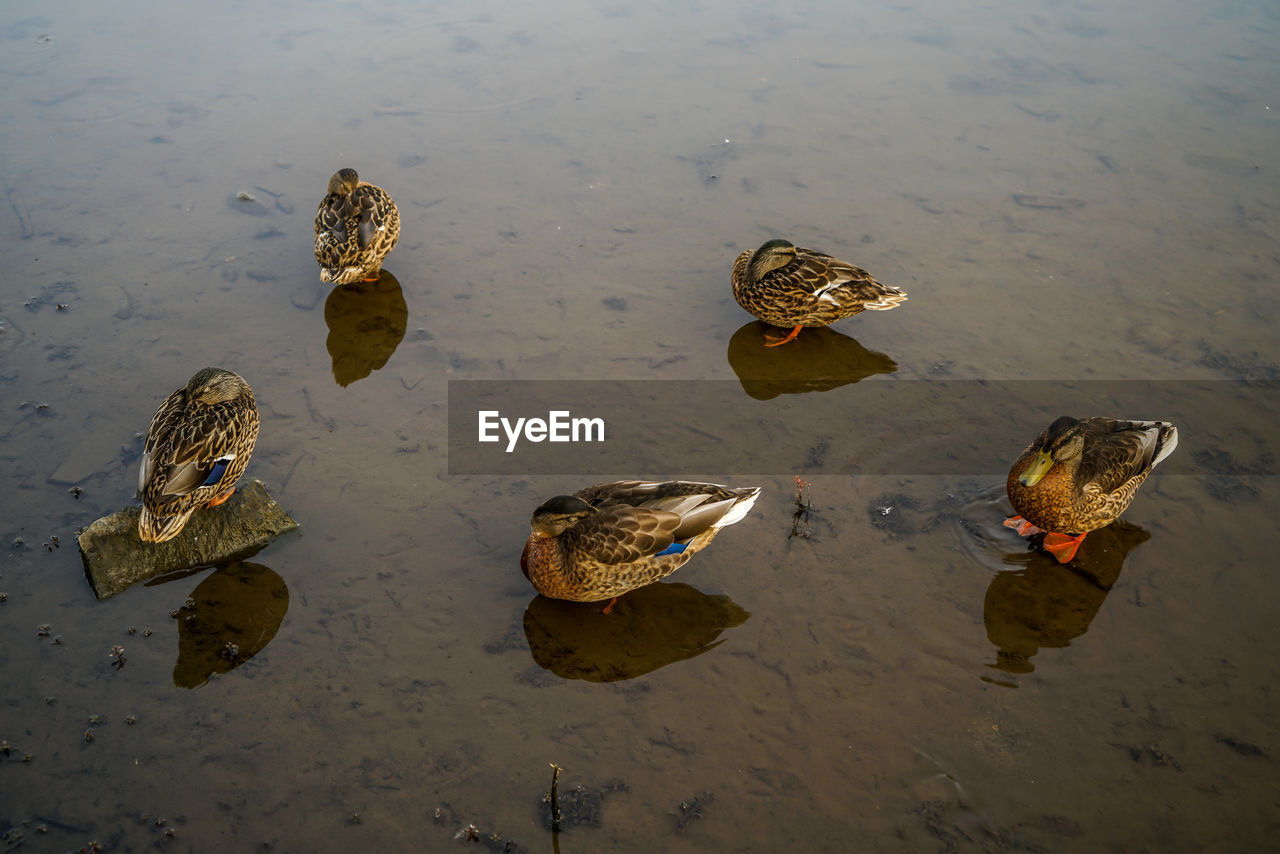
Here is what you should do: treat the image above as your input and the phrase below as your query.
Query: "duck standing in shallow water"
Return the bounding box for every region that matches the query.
[1005,416,1178,563]
[731,238,907,346]
[314,168,400,285]
[138,368,261,543]
[521,481,762,612]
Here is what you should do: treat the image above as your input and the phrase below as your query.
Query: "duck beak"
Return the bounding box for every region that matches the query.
[1018,450,1054,487]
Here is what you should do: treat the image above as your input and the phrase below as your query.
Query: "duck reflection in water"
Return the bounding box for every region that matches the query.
[523,582,750,682]
[164,561,289,689]
[984,519,1149,676]
[726,321,897,400]
[323,270,408,387]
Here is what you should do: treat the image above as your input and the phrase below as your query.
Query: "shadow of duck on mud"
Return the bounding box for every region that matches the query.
[522,582,750,682]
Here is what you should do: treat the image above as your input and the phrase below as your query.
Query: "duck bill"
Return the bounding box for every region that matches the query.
[1018,450,1054,487]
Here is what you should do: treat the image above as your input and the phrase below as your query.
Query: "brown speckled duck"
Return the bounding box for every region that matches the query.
[314,168,400,285]
[521,481,762,612]
[138,368,261,543]
[731,238,907,346]
[1005,416,1178,563]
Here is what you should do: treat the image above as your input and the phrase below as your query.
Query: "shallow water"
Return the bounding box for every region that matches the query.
[2,0,1278,851]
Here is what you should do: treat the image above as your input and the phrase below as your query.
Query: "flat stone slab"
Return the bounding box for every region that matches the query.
[78,480,298,599]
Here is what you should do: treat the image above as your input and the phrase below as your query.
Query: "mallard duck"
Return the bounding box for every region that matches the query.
[731,238,907,346]
[521,481,762,612]
[314,168,400,285]
[1005,416,1178,563]
[138,367,261,543]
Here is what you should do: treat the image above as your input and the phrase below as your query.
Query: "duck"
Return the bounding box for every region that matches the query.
[137,367,261,543]
[521,480,762,612]
[731,238,907,346]
[1005,416,1178,563]
[314,168,400,285]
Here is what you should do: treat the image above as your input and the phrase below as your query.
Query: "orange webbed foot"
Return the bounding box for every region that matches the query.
[763,325,803,347]
[1042,532,1087,563]
[205,487,236,508]
[601,597,619,615]
[1003,515,1043,537]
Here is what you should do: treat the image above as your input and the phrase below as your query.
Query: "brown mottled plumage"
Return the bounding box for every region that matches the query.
[138,368,261,543]
[1006,416,1178,562]
[314,168,400,285]
[521,481,762,609]
[731,238,907,346]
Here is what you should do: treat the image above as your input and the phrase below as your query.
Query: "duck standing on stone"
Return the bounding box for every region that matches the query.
[137,368,261,543]
[1005,416,1178,563]
[522,481,762,613]
[314,168,400,285]
[731,238,907,346]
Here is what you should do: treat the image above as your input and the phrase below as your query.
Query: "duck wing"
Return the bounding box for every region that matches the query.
[560,505,681,564]
[1078,418,1178,493]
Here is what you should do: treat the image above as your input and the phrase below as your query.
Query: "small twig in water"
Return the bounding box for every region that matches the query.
[793,475,812,508]
[549,763,563,833]
[789,476,814,540]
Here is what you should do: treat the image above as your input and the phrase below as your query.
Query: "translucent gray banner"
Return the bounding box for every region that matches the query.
[447,380,1277,476]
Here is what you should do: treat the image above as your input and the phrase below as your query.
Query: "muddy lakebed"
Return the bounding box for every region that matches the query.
[1,0,1278,851]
